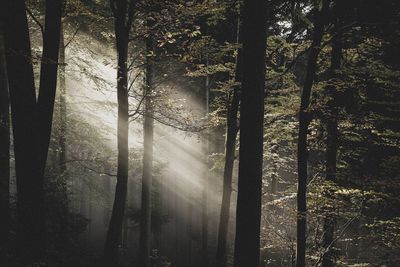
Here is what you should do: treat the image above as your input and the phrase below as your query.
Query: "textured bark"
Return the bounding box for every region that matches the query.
[37,0,63,174]
[138,37,155,267]
[103,1,134,264]
[3,0,44,262]
[216,21,241,267]
[296,1,330,266]
[322,5,343,266]
[233,0,267,265]
[0,21,10,262]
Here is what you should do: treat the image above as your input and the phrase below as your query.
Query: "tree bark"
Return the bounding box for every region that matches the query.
[216,20,242,267]
[233,0,267,265]
[0,19,10,263]
[296,1,330,266]
[3,0,44,262]
[37,0,63,174]
[322,4,343,265]
[138,36,155,267]
[103,1,134,264]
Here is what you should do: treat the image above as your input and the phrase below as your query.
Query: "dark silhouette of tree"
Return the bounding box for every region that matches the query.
[4,0,44,262]
[216,20,242,267]
[296,1,330,266]
[103,0,136,265]
[138,25,155,267]
[0,19,10,264]
[3,0,62,263]
[37,0,63,174]
[233,0,267,265]
[321,2,343,265]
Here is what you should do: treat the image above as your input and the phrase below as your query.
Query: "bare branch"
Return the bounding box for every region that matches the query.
[26,7,44,35]
[64,26,80,49]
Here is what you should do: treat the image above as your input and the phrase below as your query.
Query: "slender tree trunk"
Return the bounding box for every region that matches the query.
[296,1,330,266]
[37,0,63,174]
[138,36,155,267]
[104,2,135,264]
[216,21,242,267]
[103,34,129,265]
[0,20,10,263]
[201,62,210,267]
[59,22,67,174]
[3,0,44,262]
[322,6,343,266]
[233,0,267,265]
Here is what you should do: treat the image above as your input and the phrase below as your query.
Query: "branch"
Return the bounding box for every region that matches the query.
[26,7,44,35]
[64,26,80,49]
[266,22,357,85]
[128,92,147,117]
[76,160,117,177]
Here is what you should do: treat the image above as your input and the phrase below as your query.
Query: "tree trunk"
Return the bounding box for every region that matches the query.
[233,0,267,265]
[296,1,330,266]
[3,0,44,262]
[138,36,155,267]
[103,2,135,264]
[0,20,10,263]
[201,62,210,267]
[37,0,63,174]
[322,5,343,266]
[216,20,242,267]
[103,34,129,265]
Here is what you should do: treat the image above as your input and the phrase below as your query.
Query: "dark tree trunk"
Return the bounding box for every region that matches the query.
[322,5,343,266]
[138,36,155,267]
[103,37,129,266]
[233,0,267,265]
[59,22,67,174]
[37,0,63,174]
[296,1,330,266]
[3,0,44,262]
[104,1,134,264]
[216,21,242,267]
[201,64,210,267]
[0,20,10,263]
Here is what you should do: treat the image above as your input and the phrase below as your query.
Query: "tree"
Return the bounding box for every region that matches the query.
[296,1,330,266]
[138,21,155,267]
[4,0,62,262]
[321,2,343,265]
[0,17,10,263]
[37,0,63,174]
[4,0,44,261]
[216,20,241,267]
[233,0,267,265]
[103,0,136,265]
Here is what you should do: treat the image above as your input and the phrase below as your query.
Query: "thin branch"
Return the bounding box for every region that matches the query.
[26,7,44,35]
[128,93,147,117]
[64,26,80,49]
[266,22,357,86]
[76,160,117,177]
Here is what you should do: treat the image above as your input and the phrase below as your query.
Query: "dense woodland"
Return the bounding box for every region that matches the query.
[0,0,400,266]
